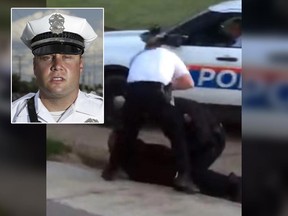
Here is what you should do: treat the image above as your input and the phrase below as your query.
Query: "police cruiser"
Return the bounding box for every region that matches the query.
[104,0,241,123]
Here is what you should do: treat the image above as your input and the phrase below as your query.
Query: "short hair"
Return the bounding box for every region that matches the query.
[221,17,242,30]
[232,18,242,28]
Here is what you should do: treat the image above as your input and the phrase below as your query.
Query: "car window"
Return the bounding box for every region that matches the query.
[169,11,242,48]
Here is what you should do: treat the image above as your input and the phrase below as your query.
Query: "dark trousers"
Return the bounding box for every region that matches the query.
[109,81,191,176]
[191,137,232,197]
[190,123,226,172]
[189,124,233,197]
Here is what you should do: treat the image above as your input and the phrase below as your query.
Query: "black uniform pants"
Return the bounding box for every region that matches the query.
[109,81,192,176]
[191,138,232,197]
[190,124,226,172]
[188,124,233,197]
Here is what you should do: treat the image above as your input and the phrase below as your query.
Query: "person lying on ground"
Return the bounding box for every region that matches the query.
[103,98,241,202]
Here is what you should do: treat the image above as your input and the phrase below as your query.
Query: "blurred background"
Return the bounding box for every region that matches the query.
[0,2,46,216]
[243,0,288,215]
[47,0,224,30]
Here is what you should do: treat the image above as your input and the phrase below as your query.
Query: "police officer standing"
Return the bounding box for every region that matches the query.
[102,31,199,193]
[12,12,103,123]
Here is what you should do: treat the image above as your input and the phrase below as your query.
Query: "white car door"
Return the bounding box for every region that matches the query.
[166,10,242,106]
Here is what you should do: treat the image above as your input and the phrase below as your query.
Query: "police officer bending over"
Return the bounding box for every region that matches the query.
[102,31,199,193]
[12,13,103,123]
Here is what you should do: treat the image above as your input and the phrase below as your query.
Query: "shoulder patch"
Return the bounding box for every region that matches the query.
[85,91,103,101]
[12,92,36,104]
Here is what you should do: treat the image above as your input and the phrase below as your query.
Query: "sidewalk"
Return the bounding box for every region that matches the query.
[47,161,241,216]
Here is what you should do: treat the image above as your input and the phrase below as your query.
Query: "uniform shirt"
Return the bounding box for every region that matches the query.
[127,47,190,85]
[11,90,104,124]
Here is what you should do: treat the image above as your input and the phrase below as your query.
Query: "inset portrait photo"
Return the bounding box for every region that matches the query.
[11,8,104,124]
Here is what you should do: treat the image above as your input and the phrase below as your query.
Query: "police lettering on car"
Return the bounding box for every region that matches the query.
[11,12,104,124]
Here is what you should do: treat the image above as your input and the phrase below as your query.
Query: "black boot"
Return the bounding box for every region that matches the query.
[174,172,200,194]
[101,164,119,181]
[228,172,242,203]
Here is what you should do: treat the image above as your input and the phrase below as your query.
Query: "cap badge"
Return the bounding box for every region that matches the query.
[49,13,65,34]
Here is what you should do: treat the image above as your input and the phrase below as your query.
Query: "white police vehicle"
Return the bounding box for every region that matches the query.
[104,0,241,123]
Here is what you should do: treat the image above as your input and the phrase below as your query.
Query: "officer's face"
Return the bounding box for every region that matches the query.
[227,24,241,38]
[33,54,83,99]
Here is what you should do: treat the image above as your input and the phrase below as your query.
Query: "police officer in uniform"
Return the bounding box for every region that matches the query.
[11,12,103,123]
[221,17,242,48]
[102,31,199,193]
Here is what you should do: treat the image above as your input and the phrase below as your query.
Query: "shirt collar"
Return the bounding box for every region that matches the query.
[35,90,98,122]
[34,91,56,123]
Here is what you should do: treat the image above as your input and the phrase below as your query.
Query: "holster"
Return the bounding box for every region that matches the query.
[164,83,173,104]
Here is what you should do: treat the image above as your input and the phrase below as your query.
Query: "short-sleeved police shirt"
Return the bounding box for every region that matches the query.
[11,90,104,123]
[127,47,190,85]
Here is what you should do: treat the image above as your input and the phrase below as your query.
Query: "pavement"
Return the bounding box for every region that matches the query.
[47,161,241,216]
[47,125,242,216]
[47,199,98,216]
